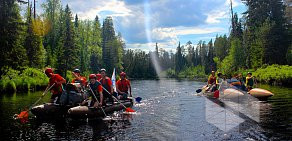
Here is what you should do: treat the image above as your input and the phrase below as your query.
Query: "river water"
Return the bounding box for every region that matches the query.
[0,79,291,140]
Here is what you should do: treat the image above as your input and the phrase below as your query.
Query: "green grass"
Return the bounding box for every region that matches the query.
[166,65,207,79]
[0,67,49,93]
[253,65,292,86]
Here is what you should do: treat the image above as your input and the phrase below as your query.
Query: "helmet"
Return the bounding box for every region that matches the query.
[96,73,102,79]
[100,68,106,72]
[89,74,96,79]
[45,68,53,76]
[73,69,81,73]
[247,72,252,75]
[120,72,126,77]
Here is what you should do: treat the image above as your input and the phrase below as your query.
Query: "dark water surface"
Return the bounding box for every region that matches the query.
[0,79,291,140]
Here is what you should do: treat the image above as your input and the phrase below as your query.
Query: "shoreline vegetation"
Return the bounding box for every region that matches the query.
[1,64,291,93]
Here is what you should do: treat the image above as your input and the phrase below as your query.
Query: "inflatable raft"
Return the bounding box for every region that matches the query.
[222,88,245,99]
[68,100,133,119]
[249,88,274,99]
[201,85,273,100]
[31,103,73,118]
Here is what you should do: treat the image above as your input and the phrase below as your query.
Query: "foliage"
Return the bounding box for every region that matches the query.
[122,49,157,78]
[0,0,28,77]
[25,6,46,69]
[56,5,79,78]
[177,66,207,79]
[253,65,292,85]
[0,68,48,93]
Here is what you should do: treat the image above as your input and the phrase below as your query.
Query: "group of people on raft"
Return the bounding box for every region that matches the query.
[44,68,132,108]
[207,71,255,93]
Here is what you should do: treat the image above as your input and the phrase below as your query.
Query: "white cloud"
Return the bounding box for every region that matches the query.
[206,11,229,24]
[76,0,132,20]
[205,0,243,24]
[175,26,225,35]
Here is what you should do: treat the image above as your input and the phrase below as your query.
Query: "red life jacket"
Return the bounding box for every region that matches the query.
[208,76,216,84]
[100,77,112,93]
[117,79,130,93]
[49,74,64,94]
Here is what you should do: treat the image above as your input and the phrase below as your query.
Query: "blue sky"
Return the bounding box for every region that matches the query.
[31,0,246,51]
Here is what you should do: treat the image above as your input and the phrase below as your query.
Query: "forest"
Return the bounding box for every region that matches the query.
[0,0,291,92]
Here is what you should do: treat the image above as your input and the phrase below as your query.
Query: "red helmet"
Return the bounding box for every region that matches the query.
[96,73,102,79]
[89,74,96,79]
[45,68,53,76]
[120,72,126,77]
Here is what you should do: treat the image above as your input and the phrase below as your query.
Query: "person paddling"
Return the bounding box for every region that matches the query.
[207,71,217,92]
[246,72,254,91]
[72,69,87,87]
[228,73,242,89]
[96,73,102,81]
[100,68,114,104]
[82,74,103,108]
[45,68,66,103]
[116,72,132,100]
[72,69,87,93]
[216,72,224,89]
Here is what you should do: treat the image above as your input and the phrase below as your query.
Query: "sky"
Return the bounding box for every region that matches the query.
[30,0,247,52]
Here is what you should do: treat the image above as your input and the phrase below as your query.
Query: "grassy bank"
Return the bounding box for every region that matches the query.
[165,66,208,80]
[165,64,292,86]
[253,65,292,86]
[0,68,49,93]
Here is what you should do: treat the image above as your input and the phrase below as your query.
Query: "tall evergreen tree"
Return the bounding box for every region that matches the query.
[24,4,46,68]
[0,0,28,76]
[89,15,102,72]
[42,0,62,67]
[175,42,184,73]
[102,17,116,71]
[214,35,229,61]
[56,5,79,77]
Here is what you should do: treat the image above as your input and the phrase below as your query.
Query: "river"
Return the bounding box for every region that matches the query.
[0,79,291,140]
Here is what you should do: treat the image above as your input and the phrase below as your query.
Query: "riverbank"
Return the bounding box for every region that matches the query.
[164,64,292,87]
[0,68,75,93]
[253,65,292,86]
[0,68,48,93]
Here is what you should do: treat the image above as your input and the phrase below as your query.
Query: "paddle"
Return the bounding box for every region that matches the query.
[15,83,55,120]
[135,97,142,103]
[96,81,135,112]
[196,89,202,93]
[88,84,108,118]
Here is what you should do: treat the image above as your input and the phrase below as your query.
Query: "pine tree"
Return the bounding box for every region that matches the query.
[214,35,229,61]
[0,0,28,76]
[89,15,102,73]
[175,42,184,73]
[207,39,215,71]
[24,4,46,69]
[42,0,62,67]
[56,5,79,77]
[102,17,116,71]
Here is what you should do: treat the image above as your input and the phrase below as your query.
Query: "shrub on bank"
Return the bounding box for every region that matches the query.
[0,67,49,93]
[253,65,292,86]
[166,66,207,79]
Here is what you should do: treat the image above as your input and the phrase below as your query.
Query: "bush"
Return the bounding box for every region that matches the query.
[166,65,207,79]
[0,67,49,93]
[253,65,292,86]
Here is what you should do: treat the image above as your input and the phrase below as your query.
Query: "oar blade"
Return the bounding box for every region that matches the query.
[196,89,202,93]
[125,107,135,112]
[135,97,142,103]
[18,110,29,119]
